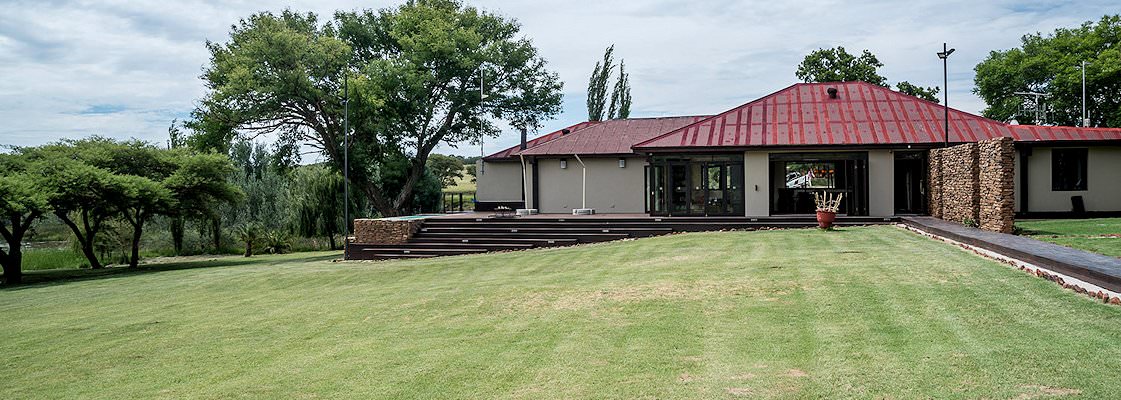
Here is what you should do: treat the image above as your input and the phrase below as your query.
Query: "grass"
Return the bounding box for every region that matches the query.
[1017,218,1121,257]
[3,226,1121,398]
[19,247,89,271]
[446,166,477,193]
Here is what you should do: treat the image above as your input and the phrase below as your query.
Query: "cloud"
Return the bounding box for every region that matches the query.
[0,0,1113,158]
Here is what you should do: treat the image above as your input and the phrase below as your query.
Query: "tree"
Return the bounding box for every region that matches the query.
[427,154,465,187]
[117,175,174,268]
[195,1,563,217]
[34,158,121,269]
[974,15,1121,126]
[587,45,614,121]
[0,155,51,284]
[796,46,888,87]
[289,164,345,249]
[587,45,632,120]
[896,81,940,103]
[608,60,632,119]
[235,224,261,257]
[164,151,243,256]
[796,47,943,103]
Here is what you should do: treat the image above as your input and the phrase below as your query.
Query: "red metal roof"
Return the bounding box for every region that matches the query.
[633,81,1121,150]
[483,121,599,160]
[1008,124,1121,142]
[515,116,709,156]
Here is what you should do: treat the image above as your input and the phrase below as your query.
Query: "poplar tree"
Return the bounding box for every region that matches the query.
[608,60,632,119]
[586,45,614,121]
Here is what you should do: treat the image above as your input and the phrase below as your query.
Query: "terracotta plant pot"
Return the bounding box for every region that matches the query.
[816,211,836,229]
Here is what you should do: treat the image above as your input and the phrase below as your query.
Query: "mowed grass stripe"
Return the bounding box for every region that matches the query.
[3,227,1121,398]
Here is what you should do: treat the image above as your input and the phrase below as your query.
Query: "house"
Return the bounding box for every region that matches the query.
[476,82,1121,217]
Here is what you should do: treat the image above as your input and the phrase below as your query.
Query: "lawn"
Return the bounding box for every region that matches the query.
[3,226,1120,398]
[1017,218,1121,257]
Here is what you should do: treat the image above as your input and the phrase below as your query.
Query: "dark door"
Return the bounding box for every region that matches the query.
[668,163,690,215]
[894,152,927,214]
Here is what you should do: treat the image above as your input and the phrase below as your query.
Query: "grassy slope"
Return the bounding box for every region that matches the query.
[1018,218,1121,257]
[2,227,1120,399]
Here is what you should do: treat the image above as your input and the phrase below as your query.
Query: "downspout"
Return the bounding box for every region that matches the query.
[519,154,530,209]
[1019,146,1031,214]
[574,154,587,209]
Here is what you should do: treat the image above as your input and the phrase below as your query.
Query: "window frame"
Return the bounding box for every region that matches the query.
[1051,148,1088,192]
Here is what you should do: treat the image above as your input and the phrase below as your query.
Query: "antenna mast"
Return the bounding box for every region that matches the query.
[1013,91,1050,125]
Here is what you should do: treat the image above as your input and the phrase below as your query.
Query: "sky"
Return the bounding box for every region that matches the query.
[0,0,1111,159]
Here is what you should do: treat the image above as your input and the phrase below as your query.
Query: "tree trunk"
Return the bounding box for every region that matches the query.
[170,216,184,255]
[244,240,253,257]
[79,239,102,269]
[328,234,337,251]
[56,211,103,270]
[211,217,221,253]
[1,246,22,285]
[128,221,143,268]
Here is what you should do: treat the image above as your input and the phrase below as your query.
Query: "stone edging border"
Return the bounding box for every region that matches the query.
[898,224,1121,305]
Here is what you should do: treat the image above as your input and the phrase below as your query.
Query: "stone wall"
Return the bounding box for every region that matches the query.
[942,143,981,224]
[352,219,421,244]
[978,138,1017,233]
[928,150,943,219]
[928,137,1016,233]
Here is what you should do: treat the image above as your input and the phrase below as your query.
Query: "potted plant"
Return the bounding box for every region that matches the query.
[814,192,843,229]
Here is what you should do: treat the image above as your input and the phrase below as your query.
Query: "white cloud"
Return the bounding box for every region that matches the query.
[0,0,1112,157]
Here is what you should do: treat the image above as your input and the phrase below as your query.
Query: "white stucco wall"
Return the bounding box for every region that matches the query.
[1022,146,1121,212]
[536,156,646,213]
[475,160,524,203]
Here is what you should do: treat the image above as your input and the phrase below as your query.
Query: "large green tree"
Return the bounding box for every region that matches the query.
[796,46,888,86]
[194,1,563,217]
[34,157,121,270]
[796,46,940,103]
[974,15,1121,126]
[0,154,51,284]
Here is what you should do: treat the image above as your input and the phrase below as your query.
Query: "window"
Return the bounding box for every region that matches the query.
[1052,148,1087,191]
[781,162,837,189]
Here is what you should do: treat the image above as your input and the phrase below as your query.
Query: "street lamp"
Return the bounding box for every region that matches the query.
[936,43,955,147]
[343,69,350,238]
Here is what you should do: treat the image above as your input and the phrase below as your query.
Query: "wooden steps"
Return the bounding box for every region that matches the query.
[346,215,897,260]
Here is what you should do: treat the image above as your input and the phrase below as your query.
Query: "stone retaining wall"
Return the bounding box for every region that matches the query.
[928,137,1016,233]
[353,219,421,244]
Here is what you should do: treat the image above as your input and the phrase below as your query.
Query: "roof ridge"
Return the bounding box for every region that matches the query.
[633,83,801,149]
[507,120,603,157]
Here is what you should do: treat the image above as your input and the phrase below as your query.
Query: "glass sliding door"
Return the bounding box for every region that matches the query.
[769,152,868,216]
[648,154,745,216]
[669,163,689,214]
[649,165,666,214]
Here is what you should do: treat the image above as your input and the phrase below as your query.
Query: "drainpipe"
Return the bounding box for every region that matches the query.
[574,154,587,209]
[519,154,530,208]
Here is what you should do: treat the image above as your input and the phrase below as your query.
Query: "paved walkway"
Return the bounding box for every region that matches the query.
[902,216,1121,292]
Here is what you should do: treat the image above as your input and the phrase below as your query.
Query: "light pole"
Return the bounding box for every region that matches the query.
[1081,60,1088,127]
[936,43,955,147]
[343,69,350,238]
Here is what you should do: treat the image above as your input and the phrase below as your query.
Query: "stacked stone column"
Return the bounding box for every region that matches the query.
[927,137,1016,233]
